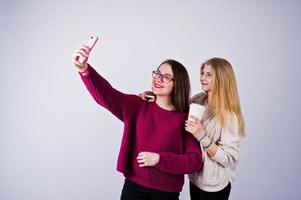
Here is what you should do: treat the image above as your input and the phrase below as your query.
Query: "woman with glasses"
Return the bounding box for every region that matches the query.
[72,43,202,200]
[140,58,245,200]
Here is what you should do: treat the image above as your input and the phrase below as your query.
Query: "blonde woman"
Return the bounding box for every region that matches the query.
[185,57,245,200]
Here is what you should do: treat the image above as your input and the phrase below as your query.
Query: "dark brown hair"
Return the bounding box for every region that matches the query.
[158,59,191,112]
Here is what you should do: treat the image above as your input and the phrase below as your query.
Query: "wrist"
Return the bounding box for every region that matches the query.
[197,132,207,142]
[79,64,89,76]
[200,137,210,146]
[200,138,213,150]
[156,153,160,164]
[203,140,213,150]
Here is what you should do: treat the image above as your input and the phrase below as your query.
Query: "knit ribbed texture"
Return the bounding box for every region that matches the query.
[80,65,203,192]
[188,92,241,192]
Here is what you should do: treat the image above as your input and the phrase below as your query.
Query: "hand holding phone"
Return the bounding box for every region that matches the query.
[79,36,98,63]
[145,95,155,101]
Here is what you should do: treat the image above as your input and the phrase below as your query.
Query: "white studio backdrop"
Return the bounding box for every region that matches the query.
[1,0,300,199]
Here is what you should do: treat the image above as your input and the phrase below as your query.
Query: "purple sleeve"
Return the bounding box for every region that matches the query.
[79,64,138,122]
[155,132,203,175]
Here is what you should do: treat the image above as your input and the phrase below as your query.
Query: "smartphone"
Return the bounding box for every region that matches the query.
[79,36,98,63]
[145,95,155,101]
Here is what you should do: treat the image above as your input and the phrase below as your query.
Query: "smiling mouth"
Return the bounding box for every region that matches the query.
[154,84,163,89]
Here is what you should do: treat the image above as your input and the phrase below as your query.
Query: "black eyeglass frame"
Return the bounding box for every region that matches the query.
[152,70,175,83]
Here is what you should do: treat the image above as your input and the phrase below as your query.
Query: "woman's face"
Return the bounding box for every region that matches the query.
[152,63,174,97]
[200,64,214,92]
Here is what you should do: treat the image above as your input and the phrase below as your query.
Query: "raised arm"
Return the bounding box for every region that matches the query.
[72,45,138,122]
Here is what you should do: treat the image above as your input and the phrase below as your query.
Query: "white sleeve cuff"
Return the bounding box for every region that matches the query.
[211,147,224,163]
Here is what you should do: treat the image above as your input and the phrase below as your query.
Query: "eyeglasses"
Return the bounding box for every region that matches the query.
[152,70,174,83]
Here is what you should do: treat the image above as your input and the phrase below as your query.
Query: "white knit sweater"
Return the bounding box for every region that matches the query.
[188,92,242,192]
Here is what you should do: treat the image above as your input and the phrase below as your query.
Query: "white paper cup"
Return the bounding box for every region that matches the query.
[188,103,205,120]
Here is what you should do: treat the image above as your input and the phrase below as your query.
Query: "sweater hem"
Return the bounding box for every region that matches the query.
[125,175,183,193]
[190,178,230,192]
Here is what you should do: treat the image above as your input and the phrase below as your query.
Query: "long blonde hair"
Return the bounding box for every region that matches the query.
[201,58,245,136]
